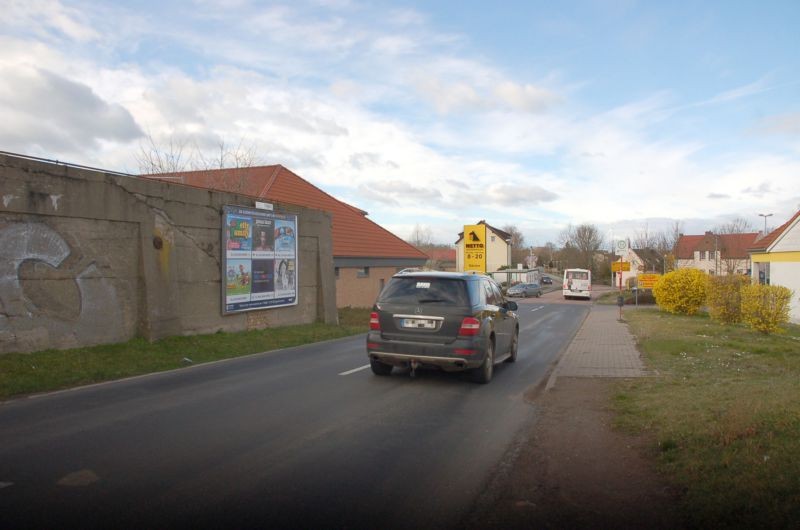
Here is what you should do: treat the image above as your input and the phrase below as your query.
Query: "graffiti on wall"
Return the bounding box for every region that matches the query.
[0,223,125,352]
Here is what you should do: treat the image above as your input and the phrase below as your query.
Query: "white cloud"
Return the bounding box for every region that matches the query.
[1,0,797,246]
[0,64,142,155]
[7,0,100,43]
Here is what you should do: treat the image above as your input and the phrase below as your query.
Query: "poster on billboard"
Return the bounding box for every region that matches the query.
[222,205,298,314]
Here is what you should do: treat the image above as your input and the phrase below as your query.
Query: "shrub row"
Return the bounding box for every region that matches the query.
[652,269,793,334]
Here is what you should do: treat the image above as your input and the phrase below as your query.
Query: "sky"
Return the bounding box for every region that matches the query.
[2,0,799,247]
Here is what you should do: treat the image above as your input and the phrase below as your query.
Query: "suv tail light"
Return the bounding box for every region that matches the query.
[458,317,480,336]
[369,312,380,330]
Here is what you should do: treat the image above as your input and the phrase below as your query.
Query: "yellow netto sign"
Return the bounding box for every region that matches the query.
[638,273,662,289]
[612,261,631,272]
[463,224,487,272]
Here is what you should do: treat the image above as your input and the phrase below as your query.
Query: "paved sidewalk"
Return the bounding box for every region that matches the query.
[548,305,648,388]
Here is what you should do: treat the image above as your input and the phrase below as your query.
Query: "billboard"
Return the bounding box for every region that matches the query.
[222,205,298,314]
[463,224,487,273]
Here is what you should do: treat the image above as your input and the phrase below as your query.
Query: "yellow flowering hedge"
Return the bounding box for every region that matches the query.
[652,268,708,315]
[740,284,793,334]
[706,275,750,324]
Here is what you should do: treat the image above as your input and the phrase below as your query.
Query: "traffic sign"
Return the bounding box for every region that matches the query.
[612,261,631,272]
[638,273,661,289]
[614,239,628,256]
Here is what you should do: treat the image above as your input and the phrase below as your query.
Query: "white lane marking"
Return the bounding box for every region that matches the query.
[339,364,371,376]
[530,306,545,312]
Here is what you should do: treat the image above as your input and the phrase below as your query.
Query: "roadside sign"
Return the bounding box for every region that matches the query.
[638,273,661,289]
[612,261,631,272]
[463,224,487,273]
[614,239,628,256]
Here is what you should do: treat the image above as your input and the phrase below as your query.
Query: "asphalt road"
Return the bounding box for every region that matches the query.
[0,294,589,529]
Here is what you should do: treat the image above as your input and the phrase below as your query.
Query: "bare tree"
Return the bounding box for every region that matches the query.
[135,134,191,175]
[408,224,434,248]
[714,217,754,274]
[136,134,263,193]
[502,224,529,265]
[194,138,261,170]
[632,223,658,249]
[560,224,604,271]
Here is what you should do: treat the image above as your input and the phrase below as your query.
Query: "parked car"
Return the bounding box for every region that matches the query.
[506,282,542,298]
[366,271,519,384]
[541,276,553,285]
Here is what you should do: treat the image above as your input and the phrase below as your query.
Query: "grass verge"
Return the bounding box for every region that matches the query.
[595,289,656,305]
[0,307,371,400]
[613,309,800,528]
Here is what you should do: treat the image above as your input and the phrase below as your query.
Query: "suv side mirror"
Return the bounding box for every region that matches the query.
[505,301,518,311]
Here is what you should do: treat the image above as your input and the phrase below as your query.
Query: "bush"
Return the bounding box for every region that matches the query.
[653,268,708,315]
[707,275,750,324]
[740,284,793,334]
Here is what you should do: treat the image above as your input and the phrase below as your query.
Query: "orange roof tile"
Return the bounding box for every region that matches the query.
[748,210,800,251]
[145,166,427,260]
[676,232,760,259]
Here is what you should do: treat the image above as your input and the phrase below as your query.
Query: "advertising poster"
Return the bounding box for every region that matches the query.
[222,205,298,314]
[226,215,252,258]
[463,224,487,273]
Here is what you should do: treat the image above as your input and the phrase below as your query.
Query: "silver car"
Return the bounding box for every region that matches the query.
[507,282,542,298]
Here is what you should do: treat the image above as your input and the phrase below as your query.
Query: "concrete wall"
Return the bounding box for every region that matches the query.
[0,153,337,354]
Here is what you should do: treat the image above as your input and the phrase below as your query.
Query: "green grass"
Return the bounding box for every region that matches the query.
[614,309,800,528]
[0,307,371,400]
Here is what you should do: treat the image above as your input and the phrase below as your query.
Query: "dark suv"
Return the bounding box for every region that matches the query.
[366,271,519,384]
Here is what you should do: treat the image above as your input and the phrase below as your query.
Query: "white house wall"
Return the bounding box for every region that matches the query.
[770,263,800,323]
[455,233,510,272]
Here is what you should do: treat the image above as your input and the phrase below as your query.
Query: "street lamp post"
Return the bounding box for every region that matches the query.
[758,213,773,235]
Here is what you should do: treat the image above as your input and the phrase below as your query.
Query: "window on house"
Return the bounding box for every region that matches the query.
[357,267,369,278]
[491,236,496,242]
[334,267,339,278]
[379,278,385,292]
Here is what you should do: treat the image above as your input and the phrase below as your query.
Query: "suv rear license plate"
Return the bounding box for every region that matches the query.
[401,318,436,329]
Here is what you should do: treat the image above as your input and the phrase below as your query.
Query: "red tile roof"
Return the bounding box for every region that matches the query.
[145,166,427,260]
[454,220,511,244]
[675,234,704,259]
[748,209,800,251]
[676,232,760,259]
[426,248,457,262]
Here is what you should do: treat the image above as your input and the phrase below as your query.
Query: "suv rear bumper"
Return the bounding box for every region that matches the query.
[367,333,487,372]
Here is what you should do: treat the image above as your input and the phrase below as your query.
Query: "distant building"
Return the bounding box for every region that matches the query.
[675,231,759,275]
[146,165,427,307]
[454,221,511,272]
[425,248,457,271]
[614,247,665,287]
[748,209,800,323]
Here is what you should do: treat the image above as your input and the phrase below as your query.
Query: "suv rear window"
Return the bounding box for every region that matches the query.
[378,277,470,306]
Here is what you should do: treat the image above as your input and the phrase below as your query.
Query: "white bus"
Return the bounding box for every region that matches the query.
[563,268,591,300]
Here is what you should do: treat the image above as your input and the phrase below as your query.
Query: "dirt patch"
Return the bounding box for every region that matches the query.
[466,377,684,529]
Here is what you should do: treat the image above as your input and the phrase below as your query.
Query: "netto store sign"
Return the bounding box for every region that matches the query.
[463,224,487,273]
[222,205,298,314]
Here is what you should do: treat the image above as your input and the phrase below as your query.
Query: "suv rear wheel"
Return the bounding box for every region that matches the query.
[370,358,393,376]
[505,328,518,363]
[471,339,494,384]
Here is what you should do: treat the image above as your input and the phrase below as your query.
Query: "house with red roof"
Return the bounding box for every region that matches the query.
[147,165,428,307]
[675,231,760,276]
[748,209,800,323]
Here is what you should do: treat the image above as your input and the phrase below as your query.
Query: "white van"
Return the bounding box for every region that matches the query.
[563,268,591,300]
